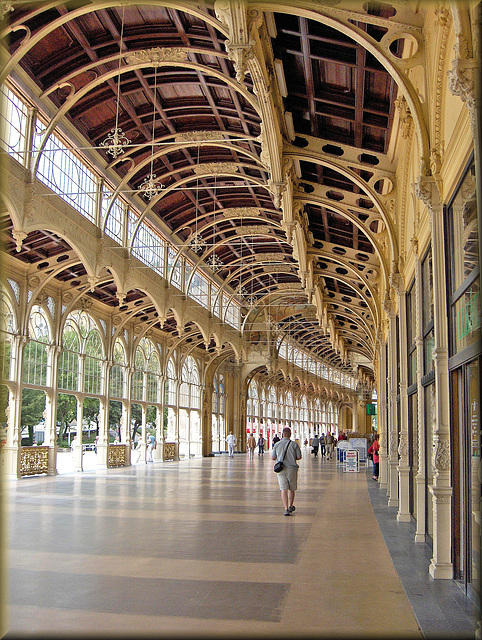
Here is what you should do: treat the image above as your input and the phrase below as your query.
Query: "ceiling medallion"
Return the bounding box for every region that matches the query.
[138,173,164,200]
[208,252,224,273]
[189,234,207,255]
[100,127,131,157]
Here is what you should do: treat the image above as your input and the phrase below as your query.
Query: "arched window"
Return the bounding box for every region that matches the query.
[132,337,160,404]
[146,343,161,404]
[58,317,80,391]
[132,342,145,402]
[166,357,176,406]
[84,325,103,395]
[0,291,15,381]
[58,310,103,395]
[109,339,126,398]
[180,355,200,409]
[23,305,50,386]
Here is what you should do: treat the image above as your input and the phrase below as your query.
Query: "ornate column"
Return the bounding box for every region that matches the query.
[138,404,147,464]
[153,373,165,461]
[396,288,411,522]
[378,340,389,489]
[413,254,426,542]
[96,397,109,467]
[120,400,132,464]
[387,308,399,507]
[2,335,27,477]
[73,394,84,471]
[201,381,213,457]
[415,177,453,578]
[121,364,134,465]
[352,399,358,432]
[43,344,61,475]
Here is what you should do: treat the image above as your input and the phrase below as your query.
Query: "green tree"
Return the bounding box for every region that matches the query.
[21,389,45,445]
[131,404,156,440]
[56,393,76,446]
[83,397,100,439]
[109,400,122,441]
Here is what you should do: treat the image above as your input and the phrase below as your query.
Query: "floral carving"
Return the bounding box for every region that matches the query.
[126,47,188,66]
[433,439,450,471]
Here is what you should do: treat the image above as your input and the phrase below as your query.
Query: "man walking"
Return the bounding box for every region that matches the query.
[272,427,302,516]
[247,432,256,459]
[326,431,334,459]
[319,432,326,457]
[311,434,320,457]
[226,432,236,457]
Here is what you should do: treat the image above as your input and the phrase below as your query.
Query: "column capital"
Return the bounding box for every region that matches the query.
[448,56,478,129]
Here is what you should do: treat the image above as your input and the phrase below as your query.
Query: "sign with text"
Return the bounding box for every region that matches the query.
[344,449,359,472]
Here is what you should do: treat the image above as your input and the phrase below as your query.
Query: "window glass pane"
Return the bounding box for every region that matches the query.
[188,270,208,308]
[0,85,28,164]
[448,163,478,293]
[453,277,480,353]
[131,218,166,274]
[102,186,124,244]
[34,126,97,223]
[168,246,182,288]
[424,329,434,373]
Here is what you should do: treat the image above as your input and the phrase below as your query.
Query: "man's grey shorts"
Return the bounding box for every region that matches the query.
[276,466,298,491]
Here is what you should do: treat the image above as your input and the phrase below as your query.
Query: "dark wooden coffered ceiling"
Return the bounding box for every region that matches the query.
[2,1,404,379]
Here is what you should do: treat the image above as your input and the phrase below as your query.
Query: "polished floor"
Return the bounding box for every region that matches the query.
[4,447,480,639]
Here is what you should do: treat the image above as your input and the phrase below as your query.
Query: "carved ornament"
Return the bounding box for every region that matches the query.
[222,207,259,218]
[126,47,189,66]
[413,177,432,207]
[394,96,413,139]
[448,57,477,128]
[175,131,225,142]
[234,225,272,235]
[433,438,450,471]
[398,436,409,457]
[193,162,239,175]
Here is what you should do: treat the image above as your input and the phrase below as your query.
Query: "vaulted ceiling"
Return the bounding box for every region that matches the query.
[2,1,415,383]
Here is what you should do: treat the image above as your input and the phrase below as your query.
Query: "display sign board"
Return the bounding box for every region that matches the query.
[336,440,351,464]
[366,403,377,415]
[350,438,367,464]
[344,449,359,472]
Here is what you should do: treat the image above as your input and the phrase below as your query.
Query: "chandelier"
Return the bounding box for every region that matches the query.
[100,8,131,158]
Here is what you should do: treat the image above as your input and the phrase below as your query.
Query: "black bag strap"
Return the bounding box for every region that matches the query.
[278,439,292,462]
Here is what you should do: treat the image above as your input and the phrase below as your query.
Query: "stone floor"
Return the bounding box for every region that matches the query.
[4,447,480,638]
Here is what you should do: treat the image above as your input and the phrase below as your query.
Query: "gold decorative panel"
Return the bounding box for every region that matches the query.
[107,444,126,468]
[163,442,175,460]
[20,446,49,476]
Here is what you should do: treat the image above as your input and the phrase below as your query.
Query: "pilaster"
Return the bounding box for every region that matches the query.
[378,340,389,489]
[397,290,411,522]
[414,256,426,542]
[414,177,453,578]
[387,313,399,508]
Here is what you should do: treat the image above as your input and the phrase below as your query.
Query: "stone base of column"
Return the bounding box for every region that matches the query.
[1,446,20,478]
[388,497,399,507]
[96,443,108,467]
[429,560,453,579]
[475,619,481,640]
[397,513,411,522]
[414,533,425,543]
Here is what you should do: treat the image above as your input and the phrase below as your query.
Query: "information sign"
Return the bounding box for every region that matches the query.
[344,449,359,472]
